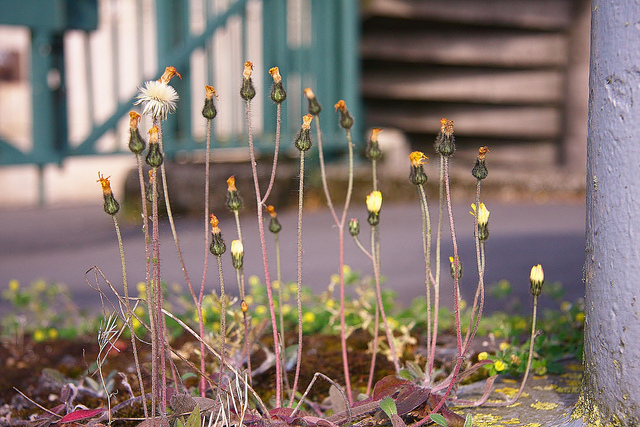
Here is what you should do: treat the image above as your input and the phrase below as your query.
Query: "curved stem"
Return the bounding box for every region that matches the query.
[245,99,282,407]
[261,103,282,205]
[290,151,306,406]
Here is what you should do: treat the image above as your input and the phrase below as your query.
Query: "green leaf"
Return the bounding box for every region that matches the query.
[429,414,449,427]
[379,396,398,416]
[464,414,473,427]
[185,405,201,427]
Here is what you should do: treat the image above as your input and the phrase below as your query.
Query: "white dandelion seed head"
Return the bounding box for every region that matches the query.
[135,80,179,120]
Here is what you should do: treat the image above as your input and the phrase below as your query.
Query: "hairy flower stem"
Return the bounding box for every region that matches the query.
[112,216,148,419]
[231,212,252,380]
[428,156,446,378]
[196,118,214,396]
[315,116,355,403]
[416,184,435,383]
[484,296,539,407]
[462,181,485,352]
[430,157,464,415]
[262,103,282,202]
[216,255,227,383]
[245,99,282,407]
[290,151,306,406]
[133,155,150,418]
[370,226,401,373]
[150,165,162,417]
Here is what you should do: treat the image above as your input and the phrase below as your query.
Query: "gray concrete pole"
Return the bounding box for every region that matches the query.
[575,0,640,424]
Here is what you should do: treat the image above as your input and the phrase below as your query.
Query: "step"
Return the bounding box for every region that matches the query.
[365,104,562,139]
[360,30,568,68]
[361,0,574,30]
[362,68,564,105]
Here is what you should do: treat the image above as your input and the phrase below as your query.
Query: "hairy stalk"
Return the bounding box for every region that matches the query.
[216,255,227,382]
[366,301,380,395]
[430,157,464,415]
[416,184,434,384]
[290,150,306,406]
[484,296,539,406]
[231,213,252,380]
[370,225,400,372]
[196,117,213,396]
[112,216,148,419]
[315,116,355,403]
[428,156,446,378]
[462,181,485,352]
[245,98,282,406]
[261,102,282,204]
[150,164,162,417]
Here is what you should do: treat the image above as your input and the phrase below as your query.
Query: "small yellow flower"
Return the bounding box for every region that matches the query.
[249,275,260,287]
[281,304,292,315]
[334,100,347,112]
[137,282,146,294]
[304,87,316,99]
[342,265,352,275]
[303,312,316,323]
[409,151,429,167]
[33,329,46,342]
[325,299,336,309]
[288,283,298,293]
[243,61,254,79]
[97,172,113,195]
[302,114,313,130]
[576,312,585,322]
[269,67,282,83]
[8,279,19,292]
[366,191,383,214]
[48,328,58,340]
[245,295,254,306]
[494,360,507,372]
[561,301,572,313]
[499,342,511,352]
[478,351,489,361]
[440,118,454,136]
[255,305,267,316]
[470,202,490,226]
[227,175,237,191]
[205,85,217,99]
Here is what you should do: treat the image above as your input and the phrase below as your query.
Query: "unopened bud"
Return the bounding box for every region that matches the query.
[472,146,489,180]
[231,239,244,269]
[434,118,455,157]
[267,205,282,234]
[209,214,226,256]
[226,176,243,211]
[304,87,322,115]
[334,100,354,129]
[128,112,146,154]
[202,85,217,120]
[240,61,256,101]
[269,67,286,104]
[294,115,313,152]
[348,218,360,237]
[530,264,544,296]
[409,151,428,186]
[145,126,163,168]
[366,128,383,161]
[97,173,120,215]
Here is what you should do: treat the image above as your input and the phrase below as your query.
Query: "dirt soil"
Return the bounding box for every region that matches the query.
[0,331,581,427]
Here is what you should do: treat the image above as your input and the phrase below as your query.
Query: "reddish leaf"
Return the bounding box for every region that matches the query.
[372,376,412,400]
[57,408,106,424]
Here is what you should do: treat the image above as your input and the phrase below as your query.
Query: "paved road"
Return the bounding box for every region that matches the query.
[0,200,585,315]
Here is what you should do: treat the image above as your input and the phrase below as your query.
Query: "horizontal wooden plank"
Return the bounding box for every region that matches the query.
[365,105,562,139]
[362,0,574,30]
[362,69,564,104]
[361,31,568,68]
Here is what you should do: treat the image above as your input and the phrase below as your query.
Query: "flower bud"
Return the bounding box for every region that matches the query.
[348,218,360,237]
[97,173,120,215]
[145,170,160,203]
[145,126,163,168]
[409,151,428,186]
[241,300,248,313]
[209,214,226,256]
[530,264,544,296]
[202,85,217,120]
[267,205,282,234]
[334,100,354,129]
[471,202,490,241]
[472,146,489,180]
[366,191,382,226]
[226,176,243,211]
[449,256,463,280]
[366,128,382,161]
[231,239,244,269]
[294,114,313,152]
[434,118,456,157]
[269,67,286,104]
[240,61,256,101]
[128,112,146,154]
[304,87,321,115]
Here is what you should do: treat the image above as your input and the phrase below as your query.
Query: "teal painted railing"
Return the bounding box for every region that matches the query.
[0,0,361,166]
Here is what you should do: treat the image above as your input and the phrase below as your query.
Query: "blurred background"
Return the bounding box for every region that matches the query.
[0,0,589,205]
[0,0,589,312]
